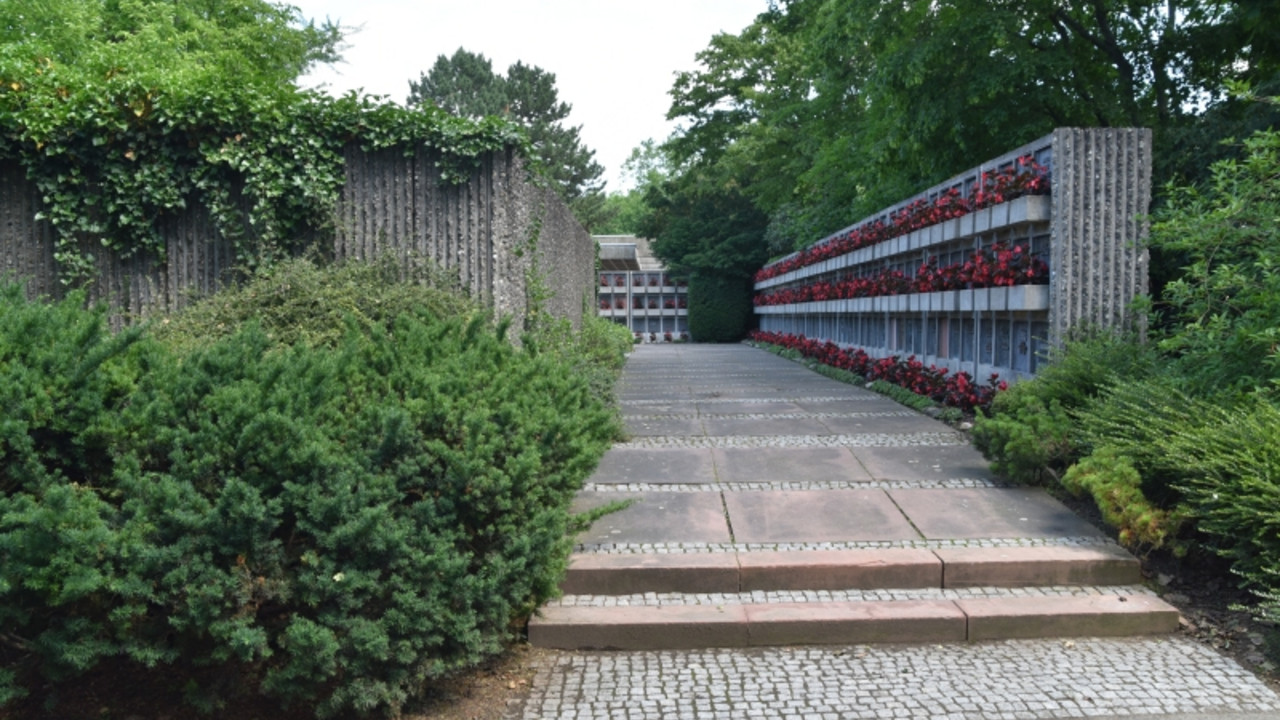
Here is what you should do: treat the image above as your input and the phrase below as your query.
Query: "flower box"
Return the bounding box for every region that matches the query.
[1009,284,1050,311]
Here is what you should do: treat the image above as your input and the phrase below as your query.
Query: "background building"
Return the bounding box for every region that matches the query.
[595,235,688,342]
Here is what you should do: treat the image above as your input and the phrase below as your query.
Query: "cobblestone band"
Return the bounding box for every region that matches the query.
[571,536,1118,555]
[516,639,1280,719]
[546,584,1156,609]
[622,396,882,406]
[580,479,1004,492]
[623,411,920,421]
[616,433,967,449]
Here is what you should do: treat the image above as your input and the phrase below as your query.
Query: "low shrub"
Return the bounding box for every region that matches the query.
[1072,376,1200,507]
[867,380,935,413]
[972,387,1075,485]
[1,275,617,717]
[972,332,1162,485]
[153,254,476,353]
[1152,398,1280,618]
[522,313,633,414]
[1061,447,1187,551]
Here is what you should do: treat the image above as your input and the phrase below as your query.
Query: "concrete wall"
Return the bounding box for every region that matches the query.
[0,145,594,328]
[1049,127,1151,341]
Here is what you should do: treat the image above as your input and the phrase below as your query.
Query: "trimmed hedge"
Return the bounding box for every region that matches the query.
[0,275,618,716]
[688,273,753,342]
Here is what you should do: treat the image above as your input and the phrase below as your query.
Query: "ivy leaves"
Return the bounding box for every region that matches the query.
[0,1,527,285]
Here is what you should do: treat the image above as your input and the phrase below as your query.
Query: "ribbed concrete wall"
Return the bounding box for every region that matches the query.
[0,145,593,328]
[1049,128,1151,342]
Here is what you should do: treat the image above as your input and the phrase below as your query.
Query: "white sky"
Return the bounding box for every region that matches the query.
[293,1,767,192]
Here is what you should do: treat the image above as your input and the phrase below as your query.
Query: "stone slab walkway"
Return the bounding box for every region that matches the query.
[512,343,1280,719]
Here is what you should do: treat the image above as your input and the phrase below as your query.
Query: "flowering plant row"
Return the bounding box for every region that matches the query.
[754,244,1048,306]
[749,330,1007,413]
[756,156,1050,282]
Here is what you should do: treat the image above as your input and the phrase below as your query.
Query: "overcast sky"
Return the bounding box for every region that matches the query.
[293,1,767,192]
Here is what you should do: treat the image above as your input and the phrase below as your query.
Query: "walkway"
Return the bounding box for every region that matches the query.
[513,343,1279,719]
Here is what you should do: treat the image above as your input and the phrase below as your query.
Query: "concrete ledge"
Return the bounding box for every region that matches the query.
[935,545,1140,588]
[738,549,942,591]
[529,605,751,650]
[958,594,1181,641]
[745,600,967,646]
[561,553,740,595]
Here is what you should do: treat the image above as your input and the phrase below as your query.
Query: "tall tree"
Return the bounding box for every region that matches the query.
[406,49,508,118]
[407,49,604,218]
[0,0,342,95]
[659,0,1280,258]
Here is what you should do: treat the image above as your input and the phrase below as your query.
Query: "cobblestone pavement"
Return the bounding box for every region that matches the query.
[545,584,1158,609]
[516,344,1280,719]
[512,639,1280,720]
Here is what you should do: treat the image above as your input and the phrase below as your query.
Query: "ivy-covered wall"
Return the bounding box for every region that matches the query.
[0,146,594,328]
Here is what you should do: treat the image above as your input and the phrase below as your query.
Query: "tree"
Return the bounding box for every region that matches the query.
[661,0,1280,259]
[592,140,671,235]
[406,48,508,118]
[407,49,605,216]
[0,0,342,96]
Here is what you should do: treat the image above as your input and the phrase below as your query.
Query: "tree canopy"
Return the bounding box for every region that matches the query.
[640,0,1280,282]
[407,48,605,222]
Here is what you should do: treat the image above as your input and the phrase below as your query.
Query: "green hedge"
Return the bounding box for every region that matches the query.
[0,275,617,716]
[688,273,753,343]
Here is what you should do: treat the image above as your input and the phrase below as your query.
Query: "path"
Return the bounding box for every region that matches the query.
[512,343,1279,719]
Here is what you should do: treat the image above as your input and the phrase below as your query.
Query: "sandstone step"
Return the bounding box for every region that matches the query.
[560,544,1139,596]
[528,587,1180,650]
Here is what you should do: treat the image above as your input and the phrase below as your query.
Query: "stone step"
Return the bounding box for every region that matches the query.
[528,587,1180,650]
[560,544,1140,596]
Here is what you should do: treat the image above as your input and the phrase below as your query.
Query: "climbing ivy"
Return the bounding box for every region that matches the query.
[0,50,527,284]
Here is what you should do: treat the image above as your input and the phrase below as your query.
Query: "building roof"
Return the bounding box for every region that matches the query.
[595,235,666,272]
[597,242,640,271]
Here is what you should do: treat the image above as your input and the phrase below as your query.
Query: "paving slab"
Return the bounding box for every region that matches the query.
[737,548,942,591]
[562,553,740,595]
[937,544,1140,587]
[618,404,691,417]
[744,599,968,645]
[711,446,872,484]
[723,489,920,543]
[694,400,806,415]
[851,443,999,480]
[815,411,956,435]
[528,604,750,650]
[959,593,1181,640]
[572,492,731,545]
[791,397,907,414]
[891,487,1106,540]
[589,446,717,484]
[700,415,833,436]
[623,416,704,437]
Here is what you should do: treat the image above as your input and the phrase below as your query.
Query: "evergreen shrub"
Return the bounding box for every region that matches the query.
[0,275,617,716]
[971,388,1075,485]
[1061,447,1187,550]
[1144,398,1280,617]
[973,333,1161,484]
